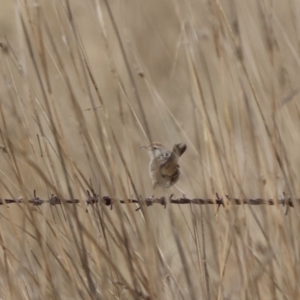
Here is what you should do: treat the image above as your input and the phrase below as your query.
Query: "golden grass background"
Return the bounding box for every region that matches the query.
[0,0,300,299]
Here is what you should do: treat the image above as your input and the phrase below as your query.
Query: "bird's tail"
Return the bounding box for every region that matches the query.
[173,143,187,157]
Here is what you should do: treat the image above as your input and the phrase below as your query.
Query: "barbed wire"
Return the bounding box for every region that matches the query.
[0,190,296,210]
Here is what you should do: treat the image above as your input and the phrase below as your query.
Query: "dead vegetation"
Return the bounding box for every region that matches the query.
[0,0,299,299]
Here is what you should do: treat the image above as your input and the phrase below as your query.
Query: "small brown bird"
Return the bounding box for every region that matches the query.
[141,142,187,189]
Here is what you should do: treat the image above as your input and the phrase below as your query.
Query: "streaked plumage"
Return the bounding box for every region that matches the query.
[141,142,187,188]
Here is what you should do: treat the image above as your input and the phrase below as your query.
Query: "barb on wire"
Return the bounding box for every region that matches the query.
[0,190,296,209]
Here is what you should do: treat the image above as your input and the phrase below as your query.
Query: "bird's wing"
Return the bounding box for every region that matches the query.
[160,152,180,177]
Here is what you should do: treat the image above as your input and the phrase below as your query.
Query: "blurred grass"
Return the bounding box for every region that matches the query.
[0,0,299,299]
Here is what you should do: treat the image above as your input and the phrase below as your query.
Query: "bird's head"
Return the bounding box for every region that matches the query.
[140,142,169,159]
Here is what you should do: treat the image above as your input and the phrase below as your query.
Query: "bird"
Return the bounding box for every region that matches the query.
[141,142,187,189]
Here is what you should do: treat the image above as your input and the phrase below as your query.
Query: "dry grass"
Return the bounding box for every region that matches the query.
[0,0,300,299]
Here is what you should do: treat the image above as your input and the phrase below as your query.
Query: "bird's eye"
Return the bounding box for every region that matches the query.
[152,146,158,150]
[163,152,170,158]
